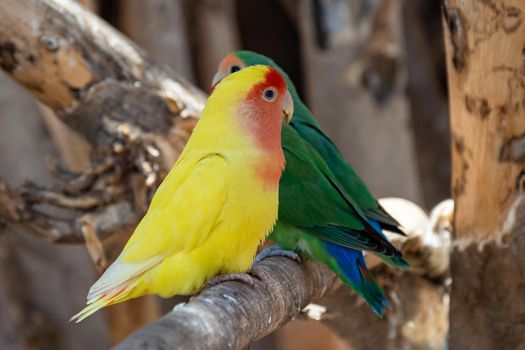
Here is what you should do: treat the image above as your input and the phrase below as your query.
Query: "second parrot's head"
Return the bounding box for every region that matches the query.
[212,51,297,99]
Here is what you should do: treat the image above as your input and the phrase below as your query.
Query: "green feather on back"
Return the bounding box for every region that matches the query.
[278,125,402,258]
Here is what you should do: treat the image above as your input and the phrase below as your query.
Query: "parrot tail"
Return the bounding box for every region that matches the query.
[71,255,162,322]
[380,256,411,270]
[368,219,411,270]
[324,242,389,316]
[70,280,137,323]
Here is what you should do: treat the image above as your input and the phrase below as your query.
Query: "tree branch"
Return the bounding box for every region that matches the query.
[0,176,137,243]
[0,0,205,131]
[114,257,337,350]
[0,0,205,244]
[0,0,204,165]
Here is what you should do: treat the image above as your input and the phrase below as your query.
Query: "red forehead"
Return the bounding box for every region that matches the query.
[264,68,286,91]
[242,68,286,106]
[249,67,287,97]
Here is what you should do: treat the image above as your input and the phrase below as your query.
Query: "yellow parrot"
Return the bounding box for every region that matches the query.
[72,65,293,322]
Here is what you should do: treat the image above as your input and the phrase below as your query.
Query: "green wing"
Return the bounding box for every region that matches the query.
[279,126,401,258]
[291,115,403,234]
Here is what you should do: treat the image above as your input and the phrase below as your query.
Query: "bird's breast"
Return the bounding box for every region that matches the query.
[252,150,285,191]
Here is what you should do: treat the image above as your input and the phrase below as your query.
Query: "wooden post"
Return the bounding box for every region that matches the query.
[443,1,525,348]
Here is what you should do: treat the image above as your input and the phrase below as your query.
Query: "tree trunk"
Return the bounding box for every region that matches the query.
[443,1,525,349]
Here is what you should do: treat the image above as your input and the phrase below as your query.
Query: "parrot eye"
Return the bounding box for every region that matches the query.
[262,87,277,101]
[230,65,241,73]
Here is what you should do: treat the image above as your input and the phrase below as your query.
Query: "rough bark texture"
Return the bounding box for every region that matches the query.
[0,0,204,245]
[297,0,423,203]
[443,1,525,349]
[444,0,525,241]
[0,0,204,145]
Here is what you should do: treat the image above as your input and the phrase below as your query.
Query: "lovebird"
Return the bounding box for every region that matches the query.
[213,52,409,316]
[71,65,294,322]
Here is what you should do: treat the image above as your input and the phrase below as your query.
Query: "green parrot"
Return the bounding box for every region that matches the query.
[213,52,409,316]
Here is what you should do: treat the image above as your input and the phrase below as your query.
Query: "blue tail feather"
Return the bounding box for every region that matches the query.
[368,218,386,237]
[324,242,389,316]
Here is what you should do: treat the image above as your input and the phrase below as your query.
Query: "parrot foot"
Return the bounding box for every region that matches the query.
[253,246,301,265]
[205,272,258,288]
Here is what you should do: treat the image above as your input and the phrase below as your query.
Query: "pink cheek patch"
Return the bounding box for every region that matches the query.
[255,156,285,190]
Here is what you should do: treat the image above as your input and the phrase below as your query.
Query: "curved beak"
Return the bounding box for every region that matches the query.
[211,71,224,88]
[281,90,294,124]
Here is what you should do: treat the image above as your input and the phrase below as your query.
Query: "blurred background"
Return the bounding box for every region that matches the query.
[0,0,450,349]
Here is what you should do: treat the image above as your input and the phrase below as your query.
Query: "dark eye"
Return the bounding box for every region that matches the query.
[263,87,277,101]
[230,65,241,73]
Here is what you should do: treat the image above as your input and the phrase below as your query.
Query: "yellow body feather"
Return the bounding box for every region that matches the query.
[72,66,284,322]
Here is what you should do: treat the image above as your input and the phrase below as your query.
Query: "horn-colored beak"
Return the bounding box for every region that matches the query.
[282,90,294,124]
[211,71,224,88]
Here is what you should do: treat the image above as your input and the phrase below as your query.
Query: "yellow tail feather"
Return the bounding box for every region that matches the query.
[70,282,135,323]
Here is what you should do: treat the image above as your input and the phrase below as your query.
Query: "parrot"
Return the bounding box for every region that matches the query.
[71,65,294,322]
[213,51,409,316]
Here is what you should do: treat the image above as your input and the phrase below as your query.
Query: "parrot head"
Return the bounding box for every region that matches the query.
[206,65,292,186]
[210,64,293,125]
[213,51,298,100]
[212,52,247,86]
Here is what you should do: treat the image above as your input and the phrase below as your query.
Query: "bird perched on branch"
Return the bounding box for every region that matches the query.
[72,65,293,322]
[213,52,409,316]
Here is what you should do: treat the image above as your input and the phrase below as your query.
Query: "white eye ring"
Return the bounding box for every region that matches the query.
[262,87,277,101]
